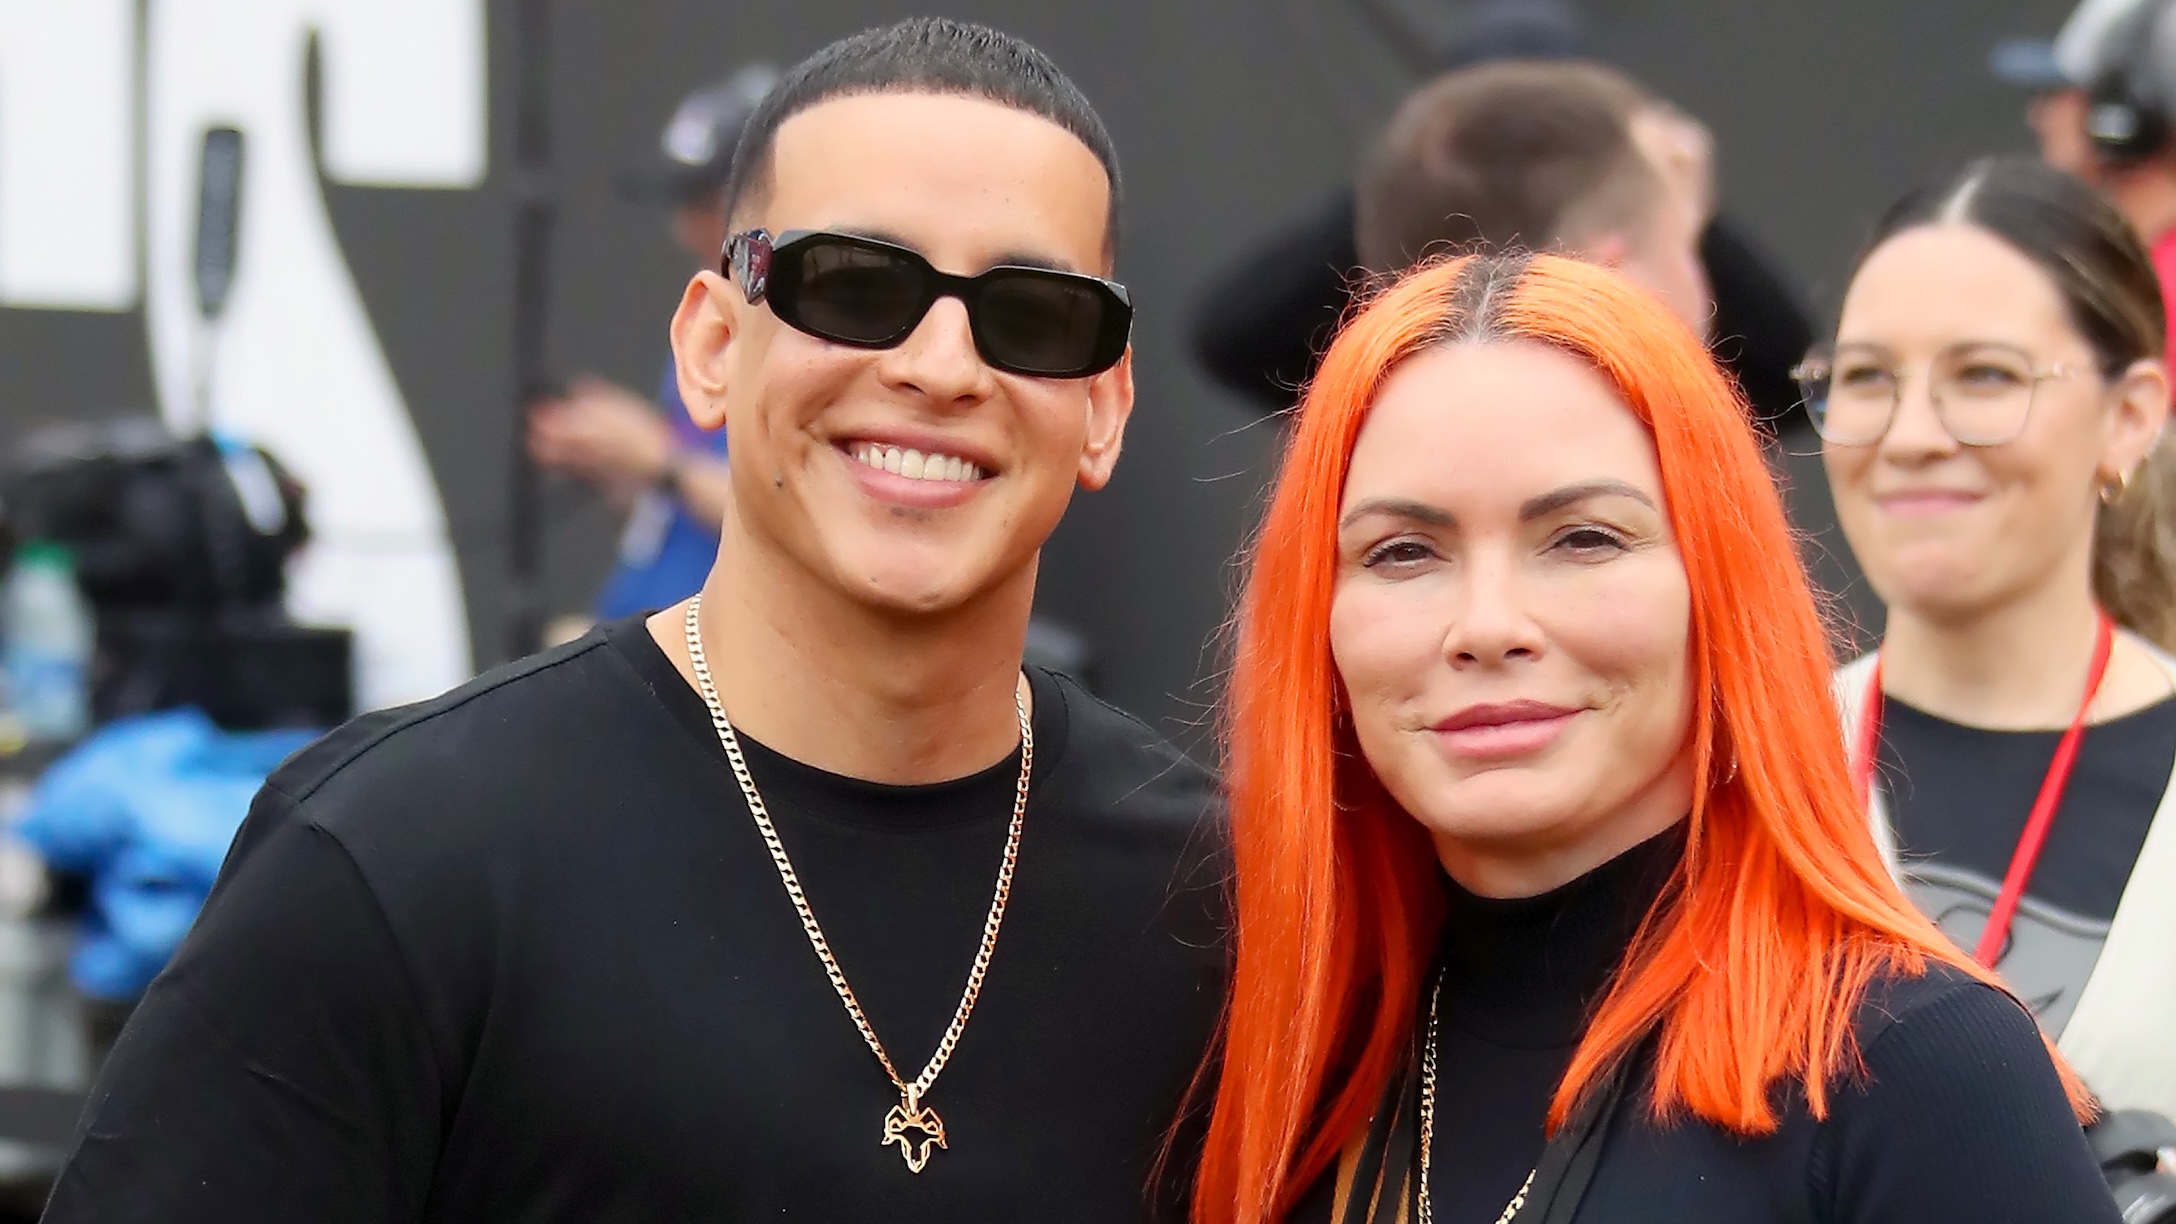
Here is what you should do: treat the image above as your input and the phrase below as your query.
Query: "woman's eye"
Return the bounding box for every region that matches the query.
[1955,363,2026,389]
[1361,539,1436,569]
[1834,364,1892,391]
[1553,526,1627,555]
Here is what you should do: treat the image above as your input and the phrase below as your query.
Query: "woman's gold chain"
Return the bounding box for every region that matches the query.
[1417,970,1535,1224]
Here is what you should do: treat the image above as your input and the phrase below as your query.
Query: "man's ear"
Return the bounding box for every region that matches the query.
[1076,347,1136,491]
[670,270,739,431]
[1582,231,1633,270]
[2105,357,2172,481]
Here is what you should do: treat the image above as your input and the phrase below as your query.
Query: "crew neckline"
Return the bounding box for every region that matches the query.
[599,613,1069,832]
[1881,689,2176,740]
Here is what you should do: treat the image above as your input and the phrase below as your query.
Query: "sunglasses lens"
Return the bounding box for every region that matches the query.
[765,232,1126,376]
[976,275,1115,376]
[786,240,929,346]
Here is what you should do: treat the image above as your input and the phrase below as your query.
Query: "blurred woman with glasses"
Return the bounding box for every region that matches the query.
[1806,155,2176,1123]
[1190,250,2115,1224]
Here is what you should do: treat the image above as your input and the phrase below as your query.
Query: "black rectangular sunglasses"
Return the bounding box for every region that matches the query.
[724,228,1133,379]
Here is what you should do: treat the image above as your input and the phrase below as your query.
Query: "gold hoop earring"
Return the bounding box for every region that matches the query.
[2101,466,2137,505]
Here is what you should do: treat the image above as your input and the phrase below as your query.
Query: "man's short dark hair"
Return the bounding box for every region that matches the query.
[1356,60,1661,271]
[724,18,1122,257]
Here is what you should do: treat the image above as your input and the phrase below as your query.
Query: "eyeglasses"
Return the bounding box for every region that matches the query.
[724,228,1133,379]
[1792,341,2083,447]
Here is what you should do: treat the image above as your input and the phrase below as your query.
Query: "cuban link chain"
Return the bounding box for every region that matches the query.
[682,594,1031,1172]
[1417,970,1536,1224]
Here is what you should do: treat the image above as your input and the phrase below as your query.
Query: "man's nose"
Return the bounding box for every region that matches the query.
[878,296,996,406]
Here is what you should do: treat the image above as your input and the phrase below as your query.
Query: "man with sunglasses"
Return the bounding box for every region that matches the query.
[43,18,1224,1224]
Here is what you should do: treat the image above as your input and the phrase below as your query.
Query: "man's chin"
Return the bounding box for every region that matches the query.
[760,520,1037,622]
[834,557,1013,620]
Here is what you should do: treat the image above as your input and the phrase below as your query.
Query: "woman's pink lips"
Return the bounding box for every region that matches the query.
[1875,490,1981,517]
[1429,707,1578,760]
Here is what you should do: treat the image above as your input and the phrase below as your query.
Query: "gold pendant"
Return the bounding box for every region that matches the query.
[882,1084,947,1173]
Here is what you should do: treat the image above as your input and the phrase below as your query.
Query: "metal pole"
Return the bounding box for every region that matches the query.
[505,0,554,661]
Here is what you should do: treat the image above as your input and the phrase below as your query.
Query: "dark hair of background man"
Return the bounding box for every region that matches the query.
[1187,0,1813,436]
[720,15,1125,258]
[1357,61,1662,271]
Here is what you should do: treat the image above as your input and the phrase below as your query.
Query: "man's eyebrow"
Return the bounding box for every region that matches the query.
[833,225,912,249]
[825,228,1081,276]
[1519,479,1657,520]
[1339,498,1454,531]
[989,250,1080,274]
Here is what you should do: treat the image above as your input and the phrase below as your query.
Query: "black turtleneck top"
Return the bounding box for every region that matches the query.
[1422,828,1679,1222]
[1295,827,2121,1223]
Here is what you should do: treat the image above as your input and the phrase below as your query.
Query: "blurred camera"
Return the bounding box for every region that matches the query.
[1,417,349,730]
[2090,1110,2176,1223]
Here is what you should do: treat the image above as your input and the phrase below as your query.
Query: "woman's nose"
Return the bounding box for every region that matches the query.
[1440,552,1545,667]
[1878,372,1958,460]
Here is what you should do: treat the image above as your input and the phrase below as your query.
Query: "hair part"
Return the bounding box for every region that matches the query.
[1191,252,2088,1224]
[1859,155,2176,649]
[1355,60,1664,271]
[721,17,1122,259]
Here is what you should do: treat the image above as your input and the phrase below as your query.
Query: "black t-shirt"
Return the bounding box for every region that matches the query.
[1293,828,2118,1223]
[44,617,1229,1223]
[1875,694,2176,1033]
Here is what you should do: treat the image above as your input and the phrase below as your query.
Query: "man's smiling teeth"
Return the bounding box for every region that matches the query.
[848,442,985,483]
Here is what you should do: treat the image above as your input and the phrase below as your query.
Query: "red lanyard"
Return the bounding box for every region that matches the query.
[1853,611,2117,967]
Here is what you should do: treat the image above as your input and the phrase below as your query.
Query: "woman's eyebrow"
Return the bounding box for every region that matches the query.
[1338,498,1453,531]
[1338,482,1656,531]
[1519,479,1656,521]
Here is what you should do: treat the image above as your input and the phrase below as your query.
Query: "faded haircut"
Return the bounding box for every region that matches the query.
[723,17,1122,257]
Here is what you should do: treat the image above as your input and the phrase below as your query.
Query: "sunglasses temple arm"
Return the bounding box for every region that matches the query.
[725,230,773,304]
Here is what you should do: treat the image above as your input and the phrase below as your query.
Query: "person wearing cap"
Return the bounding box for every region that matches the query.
[1188,0,1812,428]
[528,66,776,623]
[1999,0,2176,358]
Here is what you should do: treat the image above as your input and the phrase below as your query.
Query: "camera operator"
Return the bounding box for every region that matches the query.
[528,66,774,622]
[2001,0,2176,358]
[1816,157,2176,1217]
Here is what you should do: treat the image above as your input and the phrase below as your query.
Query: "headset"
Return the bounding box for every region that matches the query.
[2086,0,2176,162]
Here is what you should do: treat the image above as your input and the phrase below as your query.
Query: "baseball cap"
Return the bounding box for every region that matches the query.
[1991,0,2176,98]
[619,64,779,204]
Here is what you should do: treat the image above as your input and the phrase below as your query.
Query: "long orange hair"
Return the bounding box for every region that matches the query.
[1192,253,2087,1224]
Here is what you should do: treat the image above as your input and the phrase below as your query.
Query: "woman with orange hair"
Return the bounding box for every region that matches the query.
[1194,251,2116,1223]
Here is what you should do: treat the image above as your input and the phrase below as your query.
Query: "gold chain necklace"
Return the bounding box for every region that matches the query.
[1417,971,1535,1224]
[682,595,1032,1174]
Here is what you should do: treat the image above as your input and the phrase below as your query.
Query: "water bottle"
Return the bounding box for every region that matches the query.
[1,543,92,743]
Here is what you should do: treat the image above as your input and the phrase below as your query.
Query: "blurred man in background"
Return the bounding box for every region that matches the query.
[2000,0,2176,353]
[528,65,775,622]
[1356,60,1712,333]
[1190,0,1811,426]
